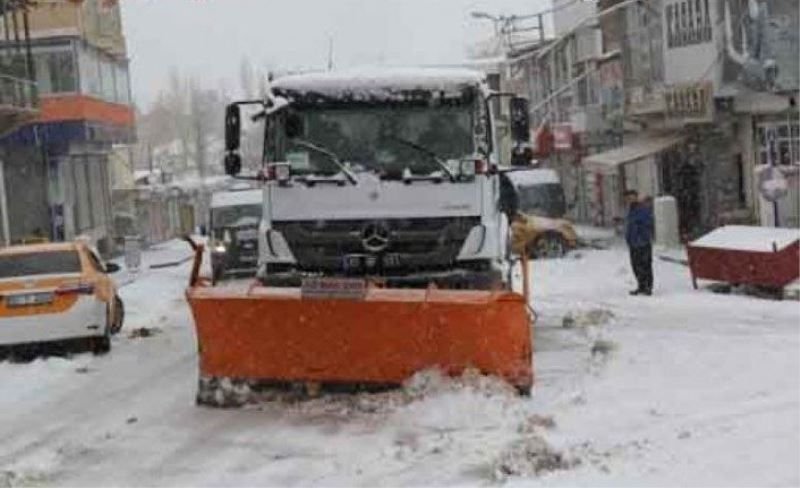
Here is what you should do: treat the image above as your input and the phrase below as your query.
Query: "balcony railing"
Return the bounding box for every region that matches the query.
[0,73,37,111]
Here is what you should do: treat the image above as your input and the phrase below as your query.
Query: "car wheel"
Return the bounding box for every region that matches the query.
[111,295,125,334]
[532,233,566,259]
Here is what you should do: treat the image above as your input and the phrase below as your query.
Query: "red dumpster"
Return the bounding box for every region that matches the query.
[687,225,800,290]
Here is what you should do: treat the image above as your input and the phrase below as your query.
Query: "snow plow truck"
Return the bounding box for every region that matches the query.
[185,68,535,406]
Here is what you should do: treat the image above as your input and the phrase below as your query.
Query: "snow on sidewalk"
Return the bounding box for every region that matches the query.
[0,241,797,486]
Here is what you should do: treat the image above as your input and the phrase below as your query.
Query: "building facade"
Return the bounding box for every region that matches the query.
[585,0,798,236]
[0,0,134,253]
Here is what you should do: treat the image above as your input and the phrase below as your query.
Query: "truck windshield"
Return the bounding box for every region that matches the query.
[282,105,474,178]
[211,204,262,229]
[517,184,567,219]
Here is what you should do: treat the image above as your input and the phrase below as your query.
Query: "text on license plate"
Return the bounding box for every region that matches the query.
[6,292,54,307]
[300,277,367,300]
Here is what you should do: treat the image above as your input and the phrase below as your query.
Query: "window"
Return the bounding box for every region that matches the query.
[667,0,712,48]
[756,121,800,165]
[78,44,130,104]
[114,64,130,104]
[31,46,77,94]
[0,251,81,278]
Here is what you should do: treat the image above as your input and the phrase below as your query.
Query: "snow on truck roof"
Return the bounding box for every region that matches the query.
[272,68,485,99]
[211,189,261,208]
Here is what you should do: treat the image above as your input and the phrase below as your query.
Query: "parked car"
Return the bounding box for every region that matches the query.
[208,189,262,283]
[0,240,124,357]
[501,168,578,258]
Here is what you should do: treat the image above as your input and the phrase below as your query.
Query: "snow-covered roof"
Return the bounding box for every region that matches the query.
[504,168,561,187]
[211,189,262,208]
[272,67,485,100]
[690,225,800,252]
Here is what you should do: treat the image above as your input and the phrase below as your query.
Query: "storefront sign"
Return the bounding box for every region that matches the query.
[553,124,573,150]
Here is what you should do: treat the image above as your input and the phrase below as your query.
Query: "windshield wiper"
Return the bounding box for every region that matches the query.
[385,136,456,182]
[289,138,357,185]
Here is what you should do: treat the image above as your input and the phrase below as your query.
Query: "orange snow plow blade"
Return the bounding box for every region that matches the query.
[183,238,533,400]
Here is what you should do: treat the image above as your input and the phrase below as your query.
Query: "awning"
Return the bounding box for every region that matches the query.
[584,133,684,173]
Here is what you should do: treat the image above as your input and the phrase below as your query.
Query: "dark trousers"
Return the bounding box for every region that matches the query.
[629,244,653,292]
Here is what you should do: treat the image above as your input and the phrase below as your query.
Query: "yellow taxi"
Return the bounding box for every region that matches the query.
[0,240,124,355]
[501,168,578,258]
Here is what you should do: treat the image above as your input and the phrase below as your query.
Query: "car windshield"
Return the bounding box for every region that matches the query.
[281,105,474,178]
[517,184,567,219]
[211,204,262,229]
[0,251,82,279]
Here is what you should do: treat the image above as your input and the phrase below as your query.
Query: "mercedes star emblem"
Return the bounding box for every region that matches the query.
[361,221,390,252]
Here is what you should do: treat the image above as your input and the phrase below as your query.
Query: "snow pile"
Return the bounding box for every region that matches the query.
[493,435,576,480]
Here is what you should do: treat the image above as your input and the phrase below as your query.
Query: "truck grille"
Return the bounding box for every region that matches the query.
[272,217,480,273]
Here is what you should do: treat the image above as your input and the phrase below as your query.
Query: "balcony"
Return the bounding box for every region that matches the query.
[0,0,39,135]
[0,73,37,135]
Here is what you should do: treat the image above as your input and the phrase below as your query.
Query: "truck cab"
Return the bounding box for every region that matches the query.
[223,68,534,290]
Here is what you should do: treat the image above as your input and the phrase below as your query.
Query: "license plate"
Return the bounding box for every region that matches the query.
[239,255,257,262]
[6,292,54,307]
[300,277,367,300]
[236,229,258,240]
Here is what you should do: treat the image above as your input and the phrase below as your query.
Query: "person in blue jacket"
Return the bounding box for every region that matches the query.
[624,189,653,295]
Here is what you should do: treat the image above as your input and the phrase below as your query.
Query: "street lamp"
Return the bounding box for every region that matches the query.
[470,11,502,40]
[470,11,497,21]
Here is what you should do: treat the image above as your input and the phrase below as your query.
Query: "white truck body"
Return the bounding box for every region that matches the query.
[253,68,510,288]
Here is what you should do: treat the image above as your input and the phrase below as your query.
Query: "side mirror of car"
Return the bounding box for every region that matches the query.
[105,262,121,274]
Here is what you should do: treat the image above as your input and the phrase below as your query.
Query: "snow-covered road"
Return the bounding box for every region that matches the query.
[1,240,798,486]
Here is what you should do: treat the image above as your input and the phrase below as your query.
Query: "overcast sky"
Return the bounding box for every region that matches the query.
[121,0,552,109]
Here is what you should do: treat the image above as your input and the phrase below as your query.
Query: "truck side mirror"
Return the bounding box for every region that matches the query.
[509,97,530,143]
[225,104,241,152]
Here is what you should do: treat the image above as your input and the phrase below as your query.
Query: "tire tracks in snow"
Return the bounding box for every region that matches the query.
[0,347,196,475]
